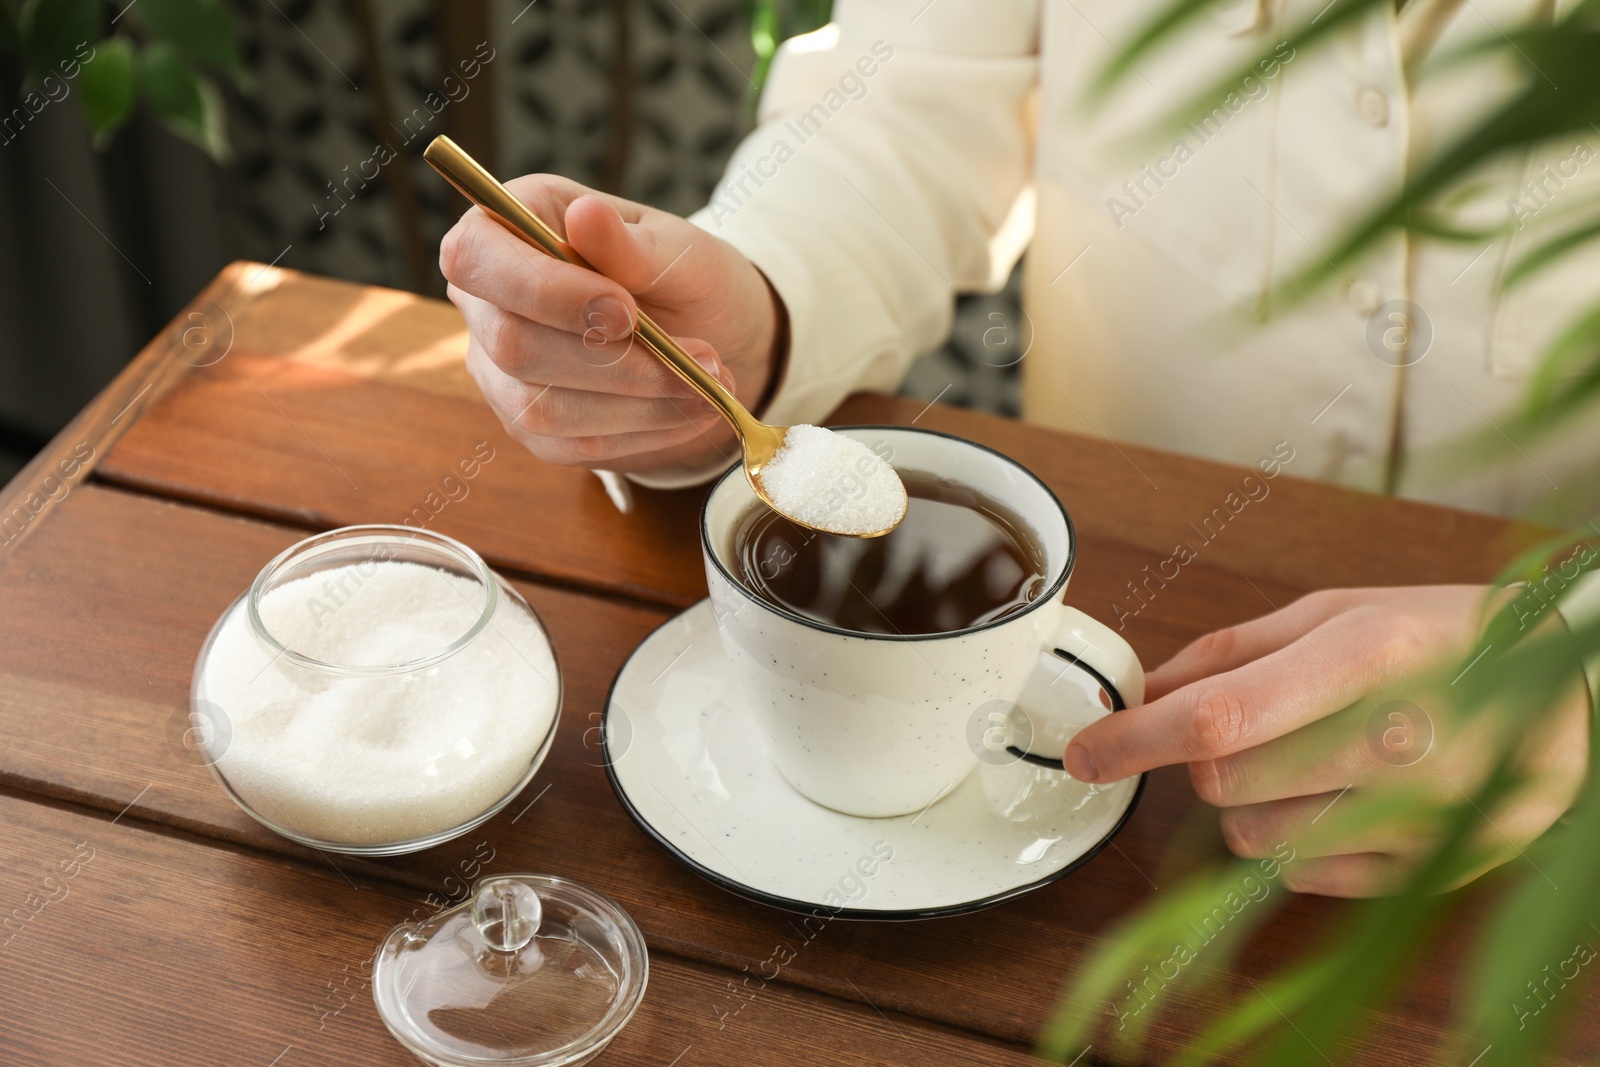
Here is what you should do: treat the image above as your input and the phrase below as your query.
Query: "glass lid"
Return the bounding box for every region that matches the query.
[372,874,648,1066]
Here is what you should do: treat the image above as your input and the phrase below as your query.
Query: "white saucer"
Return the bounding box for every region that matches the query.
[603,601,1145,919]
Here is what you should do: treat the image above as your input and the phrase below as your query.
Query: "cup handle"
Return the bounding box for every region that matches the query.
[1010,606,1145,765]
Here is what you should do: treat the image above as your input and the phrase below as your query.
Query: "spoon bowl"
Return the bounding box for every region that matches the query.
[423,136,905,539]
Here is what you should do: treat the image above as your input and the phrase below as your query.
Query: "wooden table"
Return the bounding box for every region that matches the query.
[0,262,1591,1066]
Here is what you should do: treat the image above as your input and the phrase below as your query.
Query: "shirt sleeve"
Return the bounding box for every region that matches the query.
[625,1,1040,492]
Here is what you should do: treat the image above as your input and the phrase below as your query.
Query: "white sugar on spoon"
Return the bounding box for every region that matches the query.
[756,425,908,537]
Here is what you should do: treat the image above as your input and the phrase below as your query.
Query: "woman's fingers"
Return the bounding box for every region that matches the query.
[1192,690,1493,808]
[501,173,648,232]
[1217,790,1439,861]
[1087,584,1586,898]
[1223,789,1575,897]
[486,406,732,468]
[1189,649,1579,808]
[442,179,714,334]
[1186,712,1363,809]
[465,339,733,465]
[450,288,721,400]
[1144,589,1359,701]
[565,193,681,296]
[1067,605,1433,783]
[1143,586,1487,702]
[1276,853,1405,898]
[1185,695,1437,808]
[524,424,736,469]
[442,209,639,335]
[440,172,782,477]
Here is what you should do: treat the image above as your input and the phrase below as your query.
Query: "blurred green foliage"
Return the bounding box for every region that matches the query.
[740,0,832,105]
[0,0,244,158]
[1045,1,1600,1064]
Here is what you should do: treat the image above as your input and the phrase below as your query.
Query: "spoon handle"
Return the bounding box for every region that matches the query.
[423,136,756,439]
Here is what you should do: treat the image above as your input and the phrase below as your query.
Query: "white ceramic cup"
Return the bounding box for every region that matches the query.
[702,427,1144,818]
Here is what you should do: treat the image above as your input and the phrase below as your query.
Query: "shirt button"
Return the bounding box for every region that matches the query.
[1347,278,1382,314]
[1356,86,1390,127]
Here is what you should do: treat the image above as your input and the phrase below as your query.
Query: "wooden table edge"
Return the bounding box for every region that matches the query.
[0,260,272,565]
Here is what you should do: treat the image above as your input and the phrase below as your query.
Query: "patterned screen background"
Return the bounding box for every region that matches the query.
[0,0,1023,482]
[224,0,1023,407]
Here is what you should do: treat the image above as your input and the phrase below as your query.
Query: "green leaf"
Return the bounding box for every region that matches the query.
[1403,210,1504,244]
[743,0,833,112]
[1504,214,1600,289]
[137,41,229,160]
[1092,8,1600,307]
[1252,767,1521,1067]
[138,41,202,127]
[1466,775,1600,1067]
[1088,0,1390,108]
[76,36,134,143]
[1037,862,1288,1061]
[1491,530,1596,591]
[130,0,245,82]
[1274,22,1600,305]
[191,72,229,159]
[1172,959,1340,1067]
[749,1,778,96]
[18,0,97,79]
[1525,303,1600,415]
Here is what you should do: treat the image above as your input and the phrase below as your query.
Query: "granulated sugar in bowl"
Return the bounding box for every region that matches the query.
[191,525,561,855]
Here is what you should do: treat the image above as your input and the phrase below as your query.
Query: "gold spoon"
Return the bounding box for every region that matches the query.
[423,135,905,538]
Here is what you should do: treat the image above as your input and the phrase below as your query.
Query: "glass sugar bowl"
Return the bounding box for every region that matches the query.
[191,525,562,855]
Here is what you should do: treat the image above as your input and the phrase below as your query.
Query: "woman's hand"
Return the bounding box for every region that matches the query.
[440,175,786,472]
[1065,586,1591,897]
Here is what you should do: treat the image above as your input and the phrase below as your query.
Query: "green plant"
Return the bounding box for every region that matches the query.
[0,0,245,158]
[740,0,832,103]
[1042,2,1600,1065]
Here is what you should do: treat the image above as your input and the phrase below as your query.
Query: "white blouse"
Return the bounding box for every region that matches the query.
[648,0,1600,527]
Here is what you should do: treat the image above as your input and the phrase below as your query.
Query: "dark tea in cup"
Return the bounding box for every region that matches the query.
[731,472,1048,636]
